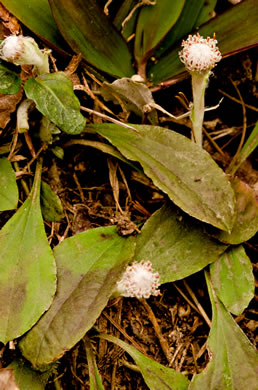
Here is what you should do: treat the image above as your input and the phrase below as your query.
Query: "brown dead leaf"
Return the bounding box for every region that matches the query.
[0,3,21,38]
[0,368,19,390]
[0,89,23,129]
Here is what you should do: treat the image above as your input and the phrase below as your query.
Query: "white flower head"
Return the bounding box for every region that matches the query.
[179,33,222,73]
[116,260,161,299]
[0,35,50,74]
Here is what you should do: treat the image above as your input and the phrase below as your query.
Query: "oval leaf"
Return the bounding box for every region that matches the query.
[189,274,258,390]
[0,157,18,211]
[153,0,206,59]
[216,178,258,244]
[19,226,135,367]
[0,161,56,343]
[149,0,258,84]
[88,123,235,231]
[195,0,217,26]
[210,245,254,315]
[0,61,21,95]
[134,0,185,68]
[100,334,189,390]
[7,360,47,390]
[135,203,227,283]
[49,0,134,78]
[24,72,86,135]
[0,0,68,52]
[40,181,64,222]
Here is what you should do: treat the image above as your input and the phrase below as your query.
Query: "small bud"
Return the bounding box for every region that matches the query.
[0,35,50,74]
[179,33,222,73]
[116,260,161,299]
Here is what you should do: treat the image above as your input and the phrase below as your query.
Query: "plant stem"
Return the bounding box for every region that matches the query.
[190,71,210,147]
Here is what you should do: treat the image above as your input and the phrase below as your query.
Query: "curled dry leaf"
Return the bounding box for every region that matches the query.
[0,88,23,129]
[0,3,21,37]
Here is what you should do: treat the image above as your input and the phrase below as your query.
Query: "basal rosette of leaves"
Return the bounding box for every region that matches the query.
[0,1,257,389]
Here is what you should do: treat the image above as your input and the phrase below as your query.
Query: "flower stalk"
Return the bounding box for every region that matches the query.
[179,33,222,147]
[190,71,210,145]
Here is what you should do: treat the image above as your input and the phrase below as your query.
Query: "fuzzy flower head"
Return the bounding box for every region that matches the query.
[116,260,160,299]
[0,35,50,74]
[179,33,222,73]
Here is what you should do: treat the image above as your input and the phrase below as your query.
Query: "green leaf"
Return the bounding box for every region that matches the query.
[215,178,258,244]
[100,333,189,390]
[40,181,64,222]
[195,0,217,26]
[84,336,105,390]
[189,273,258,390]
[149,0,258,84]
[210,245,254,315]
[0,61,21,95]
[88,123,235,231]
[134,0,185,70]
[153,0,206,59]
[230,121,258,175]
[0,160,56,343]
[135,203,227,284]
[7,359,48,389]
[19,226,135,367]
[49,0,134,78]
[113,0,139,40]
[24,72,86,135]
[0,0,68,52]
[0,157,18,211]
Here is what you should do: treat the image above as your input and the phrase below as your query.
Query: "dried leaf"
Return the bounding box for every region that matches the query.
[0,89,23,128]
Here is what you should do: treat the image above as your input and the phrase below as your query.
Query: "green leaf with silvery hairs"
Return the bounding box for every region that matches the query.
[88,123,235,231]
[189,273,258,390]
[0,157,18,211]
[210,245,254,316]
[19,226,135,367]
[24,72,86,135]
[0,160,56,343]
[0,60,21,94]
[40,181,64,222]
[100,333,189,390]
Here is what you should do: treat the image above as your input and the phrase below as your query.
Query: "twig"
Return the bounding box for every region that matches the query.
[226,78,247,175]
[103,311,146,355]
[121,360,141,373]
[80,106,140,134]
[202,126,225,157]
[139,298,173,364]
[121,0,156,31]
[173,283,201,315]
[183,280,211,327]
[8,126,19,161]
[73,172,85,202]
[190,343,199,373]
[218,88,258,112]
